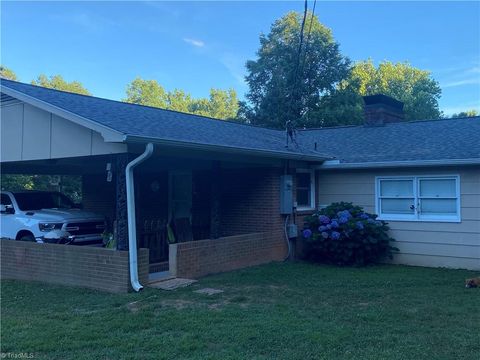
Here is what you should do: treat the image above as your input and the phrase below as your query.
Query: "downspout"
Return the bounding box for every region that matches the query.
[126,143,154,292]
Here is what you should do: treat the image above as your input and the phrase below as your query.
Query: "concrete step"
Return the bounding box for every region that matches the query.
[148,277,197,290]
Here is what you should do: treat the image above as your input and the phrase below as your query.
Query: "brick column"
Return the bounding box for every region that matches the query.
[115,153,129,250]
[210,161,221,239]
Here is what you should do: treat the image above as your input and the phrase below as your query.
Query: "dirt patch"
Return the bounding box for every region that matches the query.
[159,299,196,310]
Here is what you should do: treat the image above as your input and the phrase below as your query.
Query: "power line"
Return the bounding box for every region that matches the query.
[301,0,317,79]
[286,0,309,147]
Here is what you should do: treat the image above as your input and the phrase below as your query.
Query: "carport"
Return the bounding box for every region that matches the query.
[0,79,327,292]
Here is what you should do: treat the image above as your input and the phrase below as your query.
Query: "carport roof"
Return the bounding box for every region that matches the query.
[0,79,329,162]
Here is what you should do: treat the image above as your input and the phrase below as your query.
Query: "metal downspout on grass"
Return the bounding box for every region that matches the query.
[126,143,154,292]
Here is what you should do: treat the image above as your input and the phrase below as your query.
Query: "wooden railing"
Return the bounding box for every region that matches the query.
[139,220,169,264]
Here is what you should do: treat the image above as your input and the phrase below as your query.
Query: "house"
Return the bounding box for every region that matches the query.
[0,79,478,292]
[297,95,480,270]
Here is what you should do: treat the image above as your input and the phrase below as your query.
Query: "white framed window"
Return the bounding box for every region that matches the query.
[375,175,460,222]
[296,169,316,210]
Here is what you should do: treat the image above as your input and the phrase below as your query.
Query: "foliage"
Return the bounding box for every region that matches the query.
[1,175,82,203]
[31,74,91,95]
[302,202,398,266]
[124,77,239,120]
[450,109,479,118]
[321,60,442,124]
[0,65,17,80]
[2,263,479,359]
[242,11,350,129]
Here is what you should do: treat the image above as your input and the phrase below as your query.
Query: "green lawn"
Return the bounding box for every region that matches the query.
[1,263,479,360]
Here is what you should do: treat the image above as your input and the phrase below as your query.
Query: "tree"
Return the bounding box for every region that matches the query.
[190,89,239,120]
[124,77,168,108]
[1,175,82,203]
[324,60,442,123]
[0,65,17,80]
[242,11,350,129]
[31,74,91,95]
[123,77,239,120]
[450,110,479,118]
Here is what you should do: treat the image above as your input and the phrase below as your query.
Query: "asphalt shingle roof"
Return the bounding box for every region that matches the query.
[298,117,480,163]
[2,79,479,165]
[0,79,326,160]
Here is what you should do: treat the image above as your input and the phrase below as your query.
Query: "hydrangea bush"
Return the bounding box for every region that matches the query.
[302,202,398,266]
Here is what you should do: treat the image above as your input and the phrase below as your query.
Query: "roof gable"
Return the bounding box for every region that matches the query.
[0,79,327,161]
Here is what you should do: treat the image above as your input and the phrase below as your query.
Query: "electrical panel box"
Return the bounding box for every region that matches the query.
[280,175,293,214]
[287,223,298,238]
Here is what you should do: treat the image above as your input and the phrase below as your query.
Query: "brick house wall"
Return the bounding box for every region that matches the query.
[220,167,285,236]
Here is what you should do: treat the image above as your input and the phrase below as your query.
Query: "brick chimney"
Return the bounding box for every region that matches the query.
[363,94,405,126]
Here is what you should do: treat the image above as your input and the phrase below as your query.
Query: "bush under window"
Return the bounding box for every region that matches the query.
[302,202,398,266]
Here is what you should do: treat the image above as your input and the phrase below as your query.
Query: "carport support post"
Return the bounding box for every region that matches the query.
[210,161,221,239]
[115,153,129,250]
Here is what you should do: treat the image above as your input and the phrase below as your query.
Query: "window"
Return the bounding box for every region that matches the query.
[1,194,12,206]
[376,176,460,222]
[296,169,315,210]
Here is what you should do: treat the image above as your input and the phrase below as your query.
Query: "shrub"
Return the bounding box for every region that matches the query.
[302,202,398,266]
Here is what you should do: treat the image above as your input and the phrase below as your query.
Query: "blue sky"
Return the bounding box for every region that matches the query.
[1,1,479,116]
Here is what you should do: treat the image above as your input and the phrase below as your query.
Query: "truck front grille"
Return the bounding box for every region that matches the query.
[65,221,105,235]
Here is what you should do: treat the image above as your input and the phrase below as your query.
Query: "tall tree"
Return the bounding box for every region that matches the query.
[124,77,168,108]
[190,89,239,120]
[319,60,442,124]
[123,77,239,120]
[450,109,479,118]
[0,65,17,80]
[31,74,91,95]
[242,11,350,129]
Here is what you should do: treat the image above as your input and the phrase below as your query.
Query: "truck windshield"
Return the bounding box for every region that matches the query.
[13,192,75,211]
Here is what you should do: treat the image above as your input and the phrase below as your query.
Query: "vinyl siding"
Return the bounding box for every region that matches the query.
[317,166,480,270]
[1,101,127,162]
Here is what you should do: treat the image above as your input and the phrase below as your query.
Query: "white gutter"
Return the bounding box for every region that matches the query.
[126,143,154,292]
[315,158,480,170]
[124,135,331,162]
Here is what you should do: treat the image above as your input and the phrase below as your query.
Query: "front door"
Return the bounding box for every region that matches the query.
[168,171,192,221]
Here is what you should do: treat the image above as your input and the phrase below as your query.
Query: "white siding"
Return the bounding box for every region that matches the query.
[1,101,126,162]
[317,167,480,270]
[0,103,23,161]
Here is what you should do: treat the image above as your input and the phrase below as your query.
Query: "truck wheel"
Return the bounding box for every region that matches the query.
[18,234,35,242]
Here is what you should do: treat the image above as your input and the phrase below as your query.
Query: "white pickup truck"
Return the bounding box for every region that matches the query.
[0,191,106,245]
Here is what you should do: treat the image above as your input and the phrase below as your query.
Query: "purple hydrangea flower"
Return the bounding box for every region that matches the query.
[339,216,349,224]
[367,218,375,224]
[330,219,339,228]
[337,210,352,219]
[331,231,341,240]
[359,213,369,219]
[321,232,329,239]
[326,224,332,230]
[319,215,331,224]
[356,221,364,230]
[318,225,327,232]
[302,229,312,239]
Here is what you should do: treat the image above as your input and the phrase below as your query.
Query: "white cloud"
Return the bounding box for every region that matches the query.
[50,12,117,32]
[442,77,480,88]
[183,38,205,48]
[219,53,247,85]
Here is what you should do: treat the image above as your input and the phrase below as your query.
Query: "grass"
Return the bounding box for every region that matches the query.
[1,262,479,360]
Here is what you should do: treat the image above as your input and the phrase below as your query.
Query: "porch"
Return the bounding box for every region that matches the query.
[2,146,289,289]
